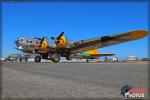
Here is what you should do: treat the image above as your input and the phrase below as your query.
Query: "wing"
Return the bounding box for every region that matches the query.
[68,30,148,52]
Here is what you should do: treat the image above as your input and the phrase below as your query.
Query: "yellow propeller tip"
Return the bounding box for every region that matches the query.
[130,30,148,39]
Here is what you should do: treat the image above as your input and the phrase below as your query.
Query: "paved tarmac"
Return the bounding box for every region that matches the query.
[1,62,149,99]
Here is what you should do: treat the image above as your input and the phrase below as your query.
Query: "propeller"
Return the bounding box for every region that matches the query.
[39,37,45,48]
[57,32,64,40]
[51,36,55,40]
[14,38,19,46]
[51,32,64,46]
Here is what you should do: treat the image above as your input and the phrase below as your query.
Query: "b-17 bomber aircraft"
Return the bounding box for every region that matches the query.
[15,30,148,63]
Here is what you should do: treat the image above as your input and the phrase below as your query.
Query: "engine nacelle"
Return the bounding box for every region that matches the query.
[57,36,67,48]
[39,40,48,51]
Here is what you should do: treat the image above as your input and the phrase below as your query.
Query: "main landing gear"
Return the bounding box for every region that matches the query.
[34,55,41,63]
[34,54,60,63]
[51,54,60,63]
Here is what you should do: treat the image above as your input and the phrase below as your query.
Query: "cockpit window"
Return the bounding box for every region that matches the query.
[21,39,23,41]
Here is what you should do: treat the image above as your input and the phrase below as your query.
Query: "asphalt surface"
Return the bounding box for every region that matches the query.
[1,62,149,99]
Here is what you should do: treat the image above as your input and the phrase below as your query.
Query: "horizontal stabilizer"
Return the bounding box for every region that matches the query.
[90,53,115,57]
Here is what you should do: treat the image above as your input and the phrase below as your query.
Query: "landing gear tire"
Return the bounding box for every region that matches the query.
[52,54,60,63]
[34,56,41,63]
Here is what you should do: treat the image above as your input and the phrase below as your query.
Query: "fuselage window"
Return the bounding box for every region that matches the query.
[30,41,32,43]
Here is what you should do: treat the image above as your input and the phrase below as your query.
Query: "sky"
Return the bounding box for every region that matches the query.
[1,2,149,59]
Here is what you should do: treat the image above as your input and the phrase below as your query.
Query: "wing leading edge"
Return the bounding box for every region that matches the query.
[68,30,148,52]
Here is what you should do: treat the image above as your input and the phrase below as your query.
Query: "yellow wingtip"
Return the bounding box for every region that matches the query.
[130,30,148,39]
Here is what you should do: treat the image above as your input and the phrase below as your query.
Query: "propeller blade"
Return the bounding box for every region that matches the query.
[56,40,60,45]
[40,37,45,44]
[50,32,65,46]
[39,37,45,48]
[51,37,55,40]
[57,32,64,40]
[56,32,64,45]
[15,40,19,46]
